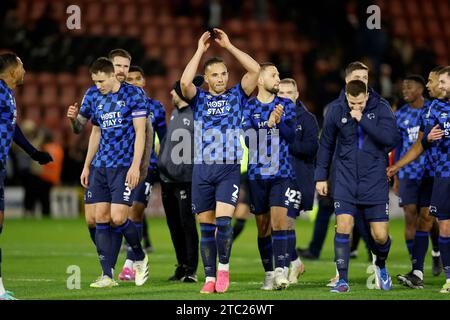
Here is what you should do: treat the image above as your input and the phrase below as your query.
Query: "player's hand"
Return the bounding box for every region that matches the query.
[427,125,444,142]
[31,150,53,165]
[67,103,79,121]
[316,181,328,196]
[350,109,362,122]
[386,165,399,179]
[213,28,232,49]
[273,104,284,124]
[198,31,211,53]
[80,166,90,188]
[126,165,140,190]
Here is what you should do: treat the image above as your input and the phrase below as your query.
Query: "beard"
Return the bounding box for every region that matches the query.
[268,86,279,94]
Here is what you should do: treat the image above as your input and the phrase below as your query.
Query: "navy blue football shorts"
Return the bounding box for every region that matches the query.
[191,163,241,214]
[334,199,390,222]
[429,177,450,220]
[287,179,302,219]
[248,178,291,215]
[90,166,134,206]
[132,169,158,206]
[398,177,433,207]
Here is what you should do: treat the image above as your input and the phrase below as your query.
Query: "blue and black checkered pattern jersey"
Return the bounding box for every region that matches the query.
[424,99,450,178]
[90,82,148,168]
[420,99,441,177]
[243,96,296,180]
[79,85,98,120]
[0,79,16,166]
[192,84,248,164]
[395,103,427,180]
[147,97,166,170]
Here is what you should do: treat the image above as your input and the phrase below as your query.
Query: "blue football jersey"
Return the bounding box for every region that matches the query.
[192,84,248,164]
[147,97,166,171]
[90,83,148,168]
[424,99,450,178]
[0,79,17,166]
[420,99,441,177]
[243,96,296,180]
[395,103,427,180]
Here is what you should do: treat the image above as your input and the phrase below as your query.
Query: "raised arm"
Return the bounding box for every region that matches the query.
[213,28,260,96]
[180,31,211,101]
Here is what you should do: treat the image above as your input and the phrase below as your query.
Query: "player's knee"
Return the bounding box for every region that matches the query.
[110,215,127,227]
[372,230,388,244]
[417,216,433,232]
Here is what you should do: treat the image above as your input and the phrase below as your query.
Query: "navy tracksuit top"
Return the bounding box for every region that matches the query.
[315,88,400,205]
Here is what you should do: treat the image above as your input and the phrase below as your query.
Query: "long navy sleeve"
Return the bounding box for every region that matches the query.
[278,119,295,144]
[314,106,338,181]
[289,111,319,159]
[13,125,37,156]
[358,100,400,152]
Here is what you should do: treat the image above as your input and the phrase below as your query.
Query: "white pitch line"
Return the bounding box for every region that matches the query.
[8,278,56,282]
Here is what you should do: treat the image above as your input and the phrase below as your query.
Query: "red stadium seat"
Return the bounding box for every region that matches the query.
[124,24,140,38]
[405,0,419,18]
[426,19,442,38]
[41,84,58,107]
[409,19,425,38]
[436,0,450,19]
[392,18,409,37]
[89,22,105,36]
[43,106,62,129]
[139,5,156,25]
[23,105,42,126]
[142,26,159,48]
[389,0,404,18]
[85,2,102,25]
[122,4,138,25]
[21,84,39,107]
[163,47,179,68]
[160,27,176,47]
[421,1,437,18]
[104,3,120,25]
[60,85,78,108]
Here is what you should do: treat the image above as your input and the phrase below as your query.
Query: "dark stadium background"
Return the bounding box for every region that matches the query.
[0,0,448,217]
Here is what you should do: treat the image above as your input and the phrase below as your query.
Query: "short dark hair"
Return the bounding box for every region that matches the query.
[404,74,426,87]
[108,48,132,61]
[345,61,369,77]
[259,62,276,72]
[431,66,444,74]
[204,56,225,71]
[0,53,18,74]
[438,66,450,77]
[90,57,115,74]
[345,80,367,97]
[129,65,144,76]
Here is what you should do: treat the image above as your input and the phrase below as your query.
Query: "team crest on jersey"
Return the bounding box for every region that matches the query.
[334,201,341,208]
[341,117,347,124]
[404,120,409,126]
[441,112,448,119]
[183,118,190,126]
[296,124,303,131]
[98,104,103,110]
[206,95,212,99]
[117,100,126,107]
[253,113,261,119]
[367,113,375,120]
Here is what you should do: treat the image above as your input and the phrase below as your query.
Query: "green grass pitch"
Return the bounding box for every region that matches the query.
[1,217,448,300]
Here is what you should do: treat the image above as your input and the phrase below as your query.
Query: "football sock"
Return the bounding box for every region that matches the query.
[258,235,273,272]
[272,230,287,269]
[412,231,429,273]
[431,233,440,255]
[88,226,96,245]
[95,223,113,278]
[216,217,233,264]
[232,218,246,240]
[126,222,143,262]
[438,236,450,280]
[287,230,298,261]
[374,237,391,269]
[110,226,123,270]
[334,233,350,283]
[118,219,145,261]
[406,239,414,259]
[200,223,217,278]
